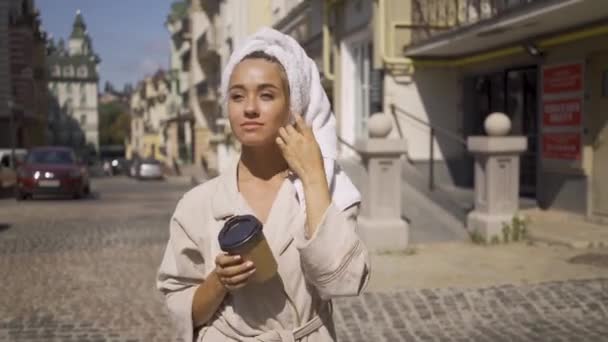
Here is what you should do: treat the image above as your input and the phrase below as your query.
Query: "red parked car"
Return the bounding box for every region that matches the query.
[16,146,90,200]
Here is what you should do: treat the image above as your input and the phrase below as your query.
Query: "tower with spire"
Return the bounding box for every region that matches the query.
[46,10,101,151]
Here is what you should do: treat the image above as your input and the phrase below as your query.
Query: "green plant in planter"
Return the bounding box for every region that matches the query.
[469,229,485,244]
[502,224,511,243]
[501,214,530,243]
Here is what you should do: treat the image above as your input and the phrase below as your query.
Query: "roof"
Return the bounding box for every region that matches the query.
[70,10,87,39]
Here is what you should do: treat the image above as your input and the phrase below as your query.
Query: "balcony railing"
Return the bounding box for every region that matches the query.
[411,0,539,44]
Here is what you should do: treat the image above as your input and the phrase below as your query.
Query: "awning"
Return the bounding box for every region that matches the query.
[405,0,608,58]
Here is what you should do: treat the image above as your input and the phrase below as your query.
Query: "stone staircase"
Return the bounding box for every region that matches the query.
[339,157,470,244]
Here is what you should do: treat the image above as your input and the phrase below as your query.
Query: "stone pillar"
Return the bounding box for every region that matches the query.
[355,113,409,252]
[467,113,527,242]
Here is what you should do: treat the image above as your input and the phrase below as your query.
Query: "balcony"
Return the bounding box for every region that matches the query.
[411,0,538,43]
[405,0,608,58]
[196,31,221,70]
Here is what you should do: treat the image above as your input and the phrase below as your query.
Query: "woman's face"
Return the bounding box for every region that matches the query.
[227,58,290,147]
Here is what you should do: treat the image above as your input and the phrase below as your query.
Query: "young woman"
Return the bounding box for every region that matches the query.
[157,28,370,342]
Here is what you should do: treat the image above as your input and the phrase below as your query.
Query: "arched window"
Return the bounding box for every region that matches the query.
[64,65,74,77]
[78,65,88,78]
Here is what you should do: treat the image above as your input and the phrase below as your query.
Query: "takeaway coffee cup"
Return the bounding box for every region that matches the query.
[218,215,278,284]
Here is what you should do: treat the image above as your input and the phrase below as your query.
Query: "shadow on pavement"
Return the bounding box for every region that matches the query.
[0,223,11,232]
[18,191,101,202]
[0,188,15,199]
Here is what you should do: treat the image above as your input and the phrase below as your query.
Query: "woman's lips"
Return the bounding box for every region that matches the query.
[241,122,264,130]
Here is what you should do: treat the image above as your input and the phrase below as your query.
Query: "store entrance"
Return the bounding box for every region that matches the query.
[467,66,539,196]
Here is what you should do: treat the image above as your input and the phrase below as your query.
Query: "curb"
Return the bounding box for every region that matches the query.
[527,231,608,249]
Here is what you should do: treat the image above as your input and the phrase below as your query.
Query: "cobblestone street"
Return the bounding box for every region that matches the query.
[0,177,607,342]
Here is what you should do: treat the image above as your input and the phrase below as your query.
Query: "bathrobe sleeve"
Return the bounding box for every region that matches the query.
[157,199,206,342]
[293,202,371,300]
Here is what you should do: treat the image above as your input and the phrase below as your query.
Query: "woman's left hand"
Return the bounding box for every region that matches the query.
[276,114,325,184]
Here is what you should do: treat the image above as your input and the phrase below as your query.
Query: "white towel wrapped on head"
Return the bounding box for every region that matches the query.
[220,27,360,211]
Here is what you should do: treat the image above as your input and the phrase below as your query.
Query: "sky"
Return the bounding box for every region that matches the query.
[37,0,173,90]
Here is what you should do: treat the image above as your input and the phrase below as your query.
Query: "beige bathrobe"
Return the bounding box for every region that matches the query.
[157,161,371,342]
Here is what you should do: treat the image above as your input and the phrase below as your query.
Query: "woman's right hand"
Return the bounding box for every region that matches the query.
[214,253,256,291]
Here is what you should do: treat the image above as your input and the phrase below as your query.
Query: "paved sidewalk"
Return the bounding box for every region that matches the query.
[368,241,608,291]
[523,208,608,249]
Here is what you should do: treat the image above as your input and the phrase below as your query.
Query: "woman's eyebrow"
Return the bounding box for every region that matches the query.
[258,83,279,90]
[229,84,246,91]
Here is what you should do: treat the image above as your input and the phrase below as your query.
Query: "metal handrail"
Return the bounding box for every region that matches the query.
[338,136,360,156]
[390,104,466,146]
[390,104,466,191]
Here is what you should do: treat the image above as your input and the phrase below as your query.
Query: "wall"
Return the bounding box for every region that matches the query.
[535,34,608,214]
[0,0,11,147]
[384,66,466,186]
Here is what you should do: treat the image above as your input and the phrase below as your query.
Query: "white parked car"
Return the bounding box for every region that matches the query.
[137,159,164,180]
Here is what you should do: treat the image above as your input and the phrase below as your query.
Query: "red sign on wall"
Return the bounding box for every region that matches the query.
[542,133,581,160]
[543,63,583,94]
[542,98,582,127]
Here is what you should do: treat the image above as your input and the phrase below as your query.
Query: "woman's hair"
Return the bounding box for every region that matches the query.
[241,51,290,97]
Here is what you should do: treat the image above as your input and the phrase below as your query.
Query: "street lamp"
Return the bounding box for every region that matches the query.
[7,99,16,170]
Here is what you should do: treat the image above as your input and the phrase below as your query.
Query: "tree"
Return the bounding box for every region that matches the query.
[104,81,115,94]
[123,83,134,96]
[99,101,129,146]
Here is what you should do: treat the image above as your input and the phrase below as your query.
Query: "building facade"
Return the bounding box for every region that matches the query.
[164,0,195,167]
[0,0,49,149]
[46,10,101,151]
[398,0,608,219]
[269,0,608,221]
[128,71,172,163]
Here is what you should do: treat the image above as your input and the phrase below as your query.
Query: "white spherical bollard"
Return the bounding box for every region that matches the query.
[368,112,393,138]
[484,112,511,136]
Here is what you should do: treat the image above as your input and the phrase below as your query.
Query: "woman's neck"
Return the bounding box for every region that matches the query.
[239,144,289,182]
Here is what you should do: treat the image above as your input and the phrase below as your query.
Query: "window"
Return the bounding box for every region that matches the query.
[80,114,87,125]
[26,150,75,165]
[1,155,10,168]
[78,65,88,78]
[64,65,74,77]
[52,65,61,77]
[66,83,72,94]
[80,93,87,106]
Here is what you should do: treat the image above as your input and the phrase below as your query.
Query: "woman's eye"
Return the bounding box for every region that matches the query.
[230,94,243,101]
[260,93,274,100]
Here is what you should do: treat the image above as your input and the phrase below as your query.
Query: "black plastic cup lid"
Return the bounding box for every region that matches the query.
[218,215,263,252]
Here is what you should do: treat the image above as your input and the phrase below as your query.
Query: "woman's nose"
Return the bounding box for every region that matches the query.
[244,97,259,118]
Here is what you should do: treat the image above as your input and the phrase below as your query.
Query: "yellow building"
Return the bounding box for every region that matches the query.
[128,71,172,164]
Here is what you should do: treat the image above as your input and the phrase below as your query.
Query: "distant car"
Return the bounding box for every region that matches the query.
[16,146,91,200]
[128,158,141,178]
[111,157,128,175]
[137,159,164,180]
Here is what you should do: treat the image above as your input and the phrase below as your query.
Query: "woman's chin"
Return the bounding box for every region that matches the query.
[237,136,274,148]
